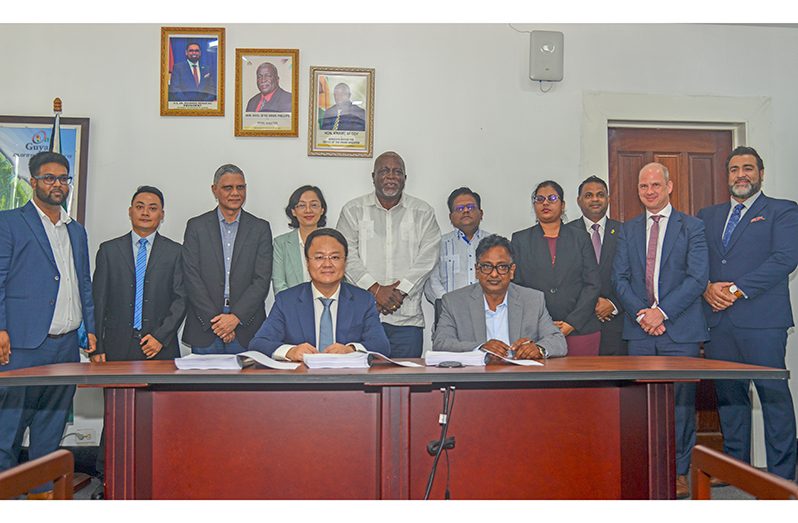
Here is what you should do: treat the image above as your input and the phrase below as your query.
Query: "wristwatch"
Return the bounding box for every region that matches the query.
[729,284,745,298]
[538,346,548,359]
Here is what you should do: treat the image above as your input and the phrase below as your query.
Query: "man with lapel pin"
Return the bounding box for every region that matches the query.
[182,164,273,354]
[0,151,96,498]
[698,146,798,481]
[612,162,709,498]
[567,175,627,356]
[432,234,566,359]
[91,186,185,362]
[249,228,390,360]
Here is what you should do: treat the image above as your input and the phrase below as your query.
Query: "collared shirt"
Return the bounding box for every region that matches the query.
[217,207,241,299]
[297,233,310,284]
[581,215,608,243]
[645,203,673,308]
[723,191,762,237]
[484,292,510,346]
[273,283,367,360]
[424,228,489,302]
[337,192,441,327]
[32,200,82,335]
[255,90,277,111]
[131,230,157,267]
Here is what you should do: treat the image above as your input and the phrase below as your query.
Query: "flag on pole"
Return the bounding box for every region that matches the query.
[50,97,62,154]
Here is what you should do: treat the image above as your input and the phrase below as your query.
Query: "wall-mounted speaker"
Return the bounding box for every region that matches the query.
[529,30,564,82]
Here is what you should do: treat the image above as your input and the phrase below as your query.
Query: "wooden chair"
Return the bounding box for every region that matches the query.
[0,449,74,500]
[691,445,798,500]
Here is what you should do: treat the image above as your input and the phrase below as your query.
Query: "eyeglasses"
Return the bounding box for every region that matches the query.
[476,262,513,275]
[295,202,322,211]
[453,203,478,213]
[533,194,561,204]
[310,254,344,264]
[32,174,72,186]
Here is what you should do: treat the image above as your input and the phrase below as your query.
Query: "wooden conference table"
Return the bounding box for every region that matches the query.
[0,356,787,500]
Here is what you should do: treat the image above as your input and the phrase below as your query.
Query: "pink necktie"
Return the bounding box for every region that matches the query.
[591,223,601,264]
[645,215,662,306]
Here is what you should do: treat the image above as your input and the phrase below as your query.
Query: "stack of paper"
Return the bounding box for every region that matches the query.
[175,351,300,370]
[424,350,487,367]
[303,352,370,369]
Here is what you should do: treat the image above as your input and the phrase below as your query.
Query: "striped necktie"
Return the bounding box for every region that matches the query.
[722,203,745,249]
[133,238,148,330]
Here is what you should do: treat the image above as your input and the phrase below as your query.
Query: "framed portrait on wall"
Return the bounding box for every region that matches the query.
[160,26,225,116]
[0,115,90,222]
[235,48,299,137]
[308,66,374,157]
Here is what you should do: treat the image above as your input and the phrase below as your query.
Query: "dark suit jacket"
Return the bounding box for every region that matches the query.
[697,194,798,329]
[320,103,366,131]
[92,232,186,360]
[245,87,293,112]
[432,282,567,356]
[248,282,390,357]
[511,223,601,335]
[168,60,216,102]
[612,209,709,343]
[182,209,273,348]
[0,201,94,349]
[566,217,626,354]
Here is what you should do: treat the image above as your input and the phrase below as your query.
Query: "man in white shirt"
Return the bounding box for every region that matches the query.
[0,151,96,497]
[612,162,709,497]
[249,228,390,360]
[337,151,441,357]
[424,187,490,325]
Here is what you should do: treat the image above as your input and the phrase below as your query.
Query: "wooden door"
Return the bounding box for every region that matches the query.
[608,126,733,452]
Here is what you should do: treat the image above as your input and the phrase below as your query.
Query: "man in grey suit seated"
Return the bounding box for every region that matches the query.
[432,234,567,359]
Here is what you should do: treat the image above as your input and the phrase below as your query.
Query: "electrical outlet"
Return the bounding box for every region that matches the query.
[72,428,98,446]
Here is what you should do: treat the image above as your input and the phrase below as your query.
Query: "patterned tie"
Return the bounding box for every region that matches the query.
[318,298,334,351]
[133,238,148,330]
[591,223,602,264]
[645,215,662,306]
[332,109,342,131]
[192,63,200,87]
[722,203,745,249]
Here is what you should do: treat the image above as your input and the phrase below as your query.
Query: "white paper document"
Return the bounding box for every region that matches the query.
[424,350,487,367]
[175,351,300,370]
[303,351,424,369]
[480,348,544,366]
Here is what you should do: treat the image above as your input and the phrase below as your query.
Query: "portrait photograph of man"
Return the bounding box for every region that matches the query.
[235,49,299,137]
[160,27,224,116]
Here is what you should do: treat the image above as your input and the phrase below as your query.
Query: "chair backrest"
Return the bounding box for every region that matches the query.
[0,449,74,500]
[691,445,798,500]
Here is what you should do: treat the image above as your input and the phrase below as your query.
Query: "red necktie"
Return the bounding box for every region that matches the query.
[645,215,662,306]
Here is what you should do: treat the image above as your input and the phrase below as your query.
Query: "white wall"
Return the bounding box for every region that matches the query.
[2,23,798,463]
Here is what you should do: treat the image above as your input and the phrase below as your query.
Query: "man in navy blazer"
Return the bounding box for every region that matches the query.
[0,152,96,495]
[698,146,797,480]
[168,41,217,102]
[613,162,709,497]
[250,228,390,360]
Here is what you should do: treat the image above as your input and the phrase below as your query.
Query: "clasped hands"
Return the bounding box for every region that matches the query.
[703,281,738,312]
[636,307,666,336]
[369,281,406,315]
[211,313,240,343]
[90,333,162,362]
[483,338,544,361]
[285,342,355,362]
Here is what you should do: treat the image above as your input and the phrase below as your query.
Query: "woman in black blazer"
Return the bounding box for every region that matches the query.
[510,180,601,355]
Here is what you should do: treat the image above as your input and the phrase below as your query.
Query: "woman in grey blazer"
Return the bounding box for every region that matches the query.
[272,185,328,294]
[510,180,601,355]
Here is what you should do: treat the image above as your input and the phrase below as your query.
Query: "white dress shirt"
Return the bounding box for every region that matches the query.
[272,283,367,360]
[645,203,673,312]
[424,228,489,302]
[32,200,82,335]
[337,192,441,327]
[131,230,157,267]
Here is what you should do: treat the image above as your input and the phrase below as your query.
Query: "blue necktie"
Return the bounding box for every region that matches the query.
[722,203,745,249]
[133,238,148,330]
[318,298,334,351]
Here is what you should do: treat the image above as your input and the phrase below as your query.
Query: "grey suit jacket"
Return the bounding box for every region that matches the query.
[432,282,567,357]
[182,208,273,348]
[272,229,306,295]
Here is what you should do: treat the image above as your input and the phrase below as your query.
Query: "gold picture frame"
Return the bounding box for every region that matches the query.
[160,27,225,117]
[235,48,299,137]
[308,66,375,157]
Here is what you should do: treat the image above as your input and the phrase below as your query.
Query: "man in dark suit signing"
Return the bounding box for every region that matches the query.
[245,62,292,113]
[612,162,709,498]
[249,228,390,360]
[698,146,797,480]
[567,175,626,356]
[182,164,273,354]
[91,186,185,362]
